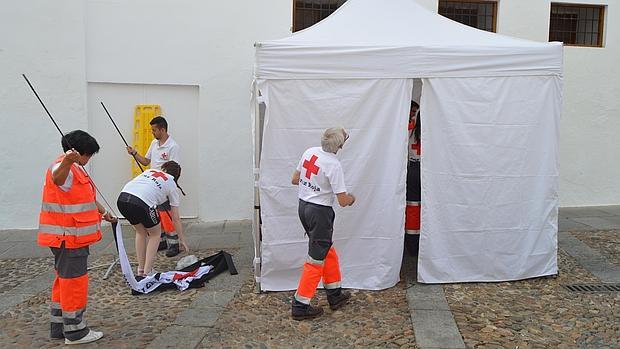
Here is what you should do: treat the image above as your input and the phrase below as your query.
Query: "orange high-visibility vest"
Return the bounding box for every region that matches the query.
[38,156,102,248]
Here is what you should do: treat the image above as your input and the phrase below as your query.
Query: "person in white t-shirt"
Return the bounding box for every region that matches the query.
[116,161,189,277]
[126,116,180,169]
[289,127,356,320]
[126,116,182,257]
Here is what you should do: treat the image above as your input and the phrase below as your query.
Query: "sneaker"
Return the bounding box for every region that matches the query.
[165,244,180,257]
[65,330,103,345]
[327,290,351,311]
[291,298,324,321]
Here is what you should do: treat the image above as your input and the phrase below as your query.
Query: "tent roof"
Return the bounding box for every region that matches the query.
[255,0,563,79]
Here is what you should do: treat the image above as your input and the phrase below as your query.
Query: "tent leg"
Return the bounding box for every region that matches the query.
[252,80,263,294]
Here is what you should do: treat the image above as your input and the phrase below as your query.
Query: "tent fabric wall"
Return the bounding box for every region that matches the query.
[418,76,561,283]
[258,78,412,291]
[253,0,562,287]
[255,0,562,80]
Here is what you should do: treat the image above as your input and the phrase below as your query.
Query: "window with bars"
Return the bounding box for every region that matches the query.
[438,0,497,32]
[293,0,347,32]
[549,4,604,47]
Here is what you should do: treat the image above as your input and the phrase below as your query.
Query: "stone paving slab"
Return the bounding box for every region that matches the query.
[558,217,594,232]
[186,221,226,234]
[0,229,38,242]
[559,206,616,218]
[412,309,465,349]
[573,230,620,269]
[223,220,252,233]
[572,216,620,231]
[0,241,52,258]
[407,284,451,311]
[146,325,208,349]
[559,231,620,282]
[597,205,620,216]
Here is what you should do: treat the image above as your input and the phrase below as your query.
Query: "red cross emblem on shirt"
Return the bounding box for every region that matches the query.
[161,152,168,160]
[150,170,168,181]
[303,155,320,179]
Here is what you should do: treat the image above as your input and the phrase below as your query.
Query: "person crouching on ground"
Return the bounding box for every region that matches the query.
[116,161,189,278]
[38,130,116,345]
[290,127,356,320]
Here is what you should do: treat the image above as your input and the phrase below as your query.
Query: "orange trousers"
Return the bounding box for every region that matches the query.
[159,209,175,234]
[295,246,341,304]
[49,245,90,340]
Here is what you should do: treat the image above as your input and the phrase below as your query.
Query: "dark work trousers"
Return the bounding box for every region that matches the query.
[295,199,342,304]
[49,243,90,341]
[298,199,335,261]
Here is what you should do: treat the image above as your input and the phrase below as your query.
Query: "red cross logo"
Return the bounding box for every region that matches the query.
[150,170,168,181]
[161,152,168,160]
[303,155,320,179]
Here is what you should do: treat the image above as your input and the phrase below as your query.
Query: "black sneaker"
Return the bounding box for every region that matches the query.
[165,244,180,257]
[291,298,324,320]
[327,289,351,311]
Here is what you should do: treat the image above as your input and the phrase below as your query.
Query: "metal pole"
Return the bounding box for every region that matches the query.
[252,80,262,293]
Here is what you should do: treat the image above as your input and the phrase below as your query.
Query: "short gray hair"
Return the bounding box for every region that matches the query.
[321,127,346,153]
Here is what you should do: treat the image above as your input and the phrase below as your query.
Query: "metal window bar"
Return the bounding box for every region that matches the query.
[293,0,347,32]
[549,4,604,47]
[438,1,496,32]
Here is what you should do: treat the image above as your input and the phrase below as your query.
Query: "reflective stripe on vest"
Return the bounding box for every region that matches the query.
[38,156,101,248]
[41,202,98,214]
[39,222,101,237]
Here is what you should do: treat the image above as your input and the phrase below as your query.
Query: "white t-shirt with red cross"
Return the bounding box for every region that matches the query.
[121,169,180,208]
[296,147,347,207]
[145,136,180,170]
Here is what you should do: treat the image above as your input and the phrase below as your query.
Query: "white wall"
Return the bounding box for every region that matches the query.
[1,0,617,229]
[87,82,200,217]
[0,1,87,229]
[84,0,292,223]
[1,0,291,229]
[491,0,619,206]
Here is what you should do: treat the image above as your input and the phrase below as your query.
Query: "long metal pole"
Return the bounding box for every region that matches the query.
[100,101,145,172]
[252,80,262,293]
[22,74,117,216]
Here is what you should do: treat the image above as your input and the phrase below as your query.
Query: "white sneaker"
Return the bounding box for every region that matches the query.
[65,330,103,345]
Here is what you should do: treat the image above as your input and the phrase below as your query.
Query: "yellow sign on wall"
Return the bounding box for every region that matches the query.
[132,105,161,177]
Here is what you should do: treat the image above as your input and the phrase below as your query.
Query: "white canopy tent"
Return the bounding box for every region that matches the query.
[251,0,562,291]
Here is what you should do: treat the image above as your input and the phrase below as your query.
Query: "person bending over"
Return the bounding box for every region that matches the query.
[116,161,188,278]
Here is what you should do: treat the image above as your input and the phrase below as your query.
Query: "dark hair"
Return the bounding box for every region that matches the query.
[150,116,168,131]
[410,101,419,110]
[414,110,421,143]
[161,161,181,183]
[61,130,100,156]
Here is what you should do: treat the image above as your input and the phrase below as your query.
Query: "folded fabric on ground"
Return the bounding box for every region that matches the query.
[112,222,238,294]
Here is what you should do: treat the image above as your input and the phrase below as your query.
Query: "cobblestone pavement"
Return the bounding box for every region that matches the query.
[0,221,619,348]
[200,276,417,349]
[0,249,229,348]
[573,230,620,269]
[445,249,620,349]
[0,257,53,294]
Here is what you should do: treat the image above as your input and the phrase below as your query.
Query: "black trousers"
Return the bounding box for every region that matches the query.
[298,199,335,261]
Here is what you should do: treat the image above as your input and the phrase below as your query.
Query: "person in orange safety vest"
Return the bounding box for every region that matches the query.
[38,130,116,345]
[290,127,356,320]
